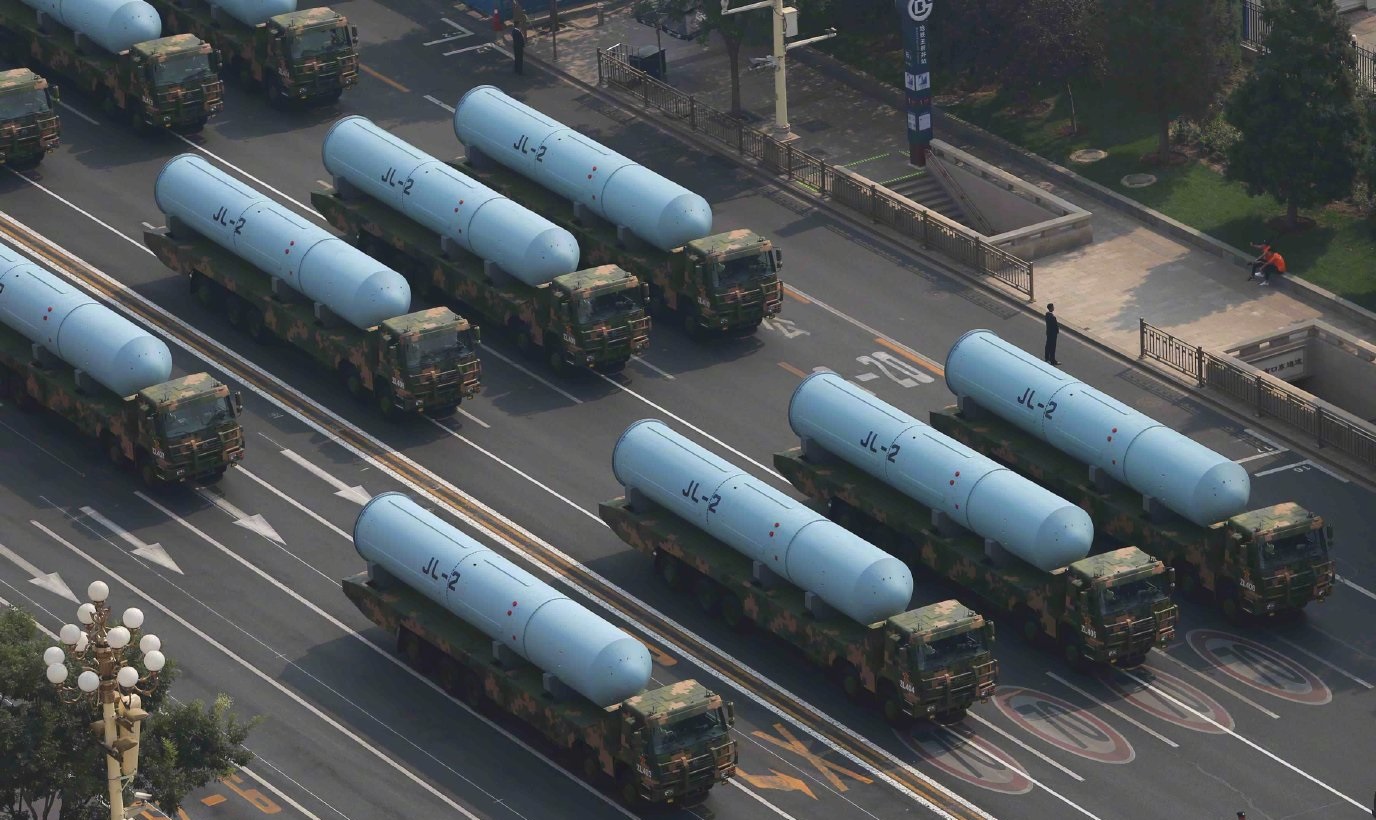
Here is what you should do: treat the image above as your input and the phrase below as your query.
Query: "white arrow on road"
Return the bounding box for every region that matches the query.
[0,541,78,602]
[281,449,371,505]
[78,506,184,575]
[194,488,284,545]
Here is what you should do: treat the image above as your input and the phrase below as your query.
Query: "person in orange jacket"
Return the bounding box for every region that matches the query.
[1252,246,1286,286]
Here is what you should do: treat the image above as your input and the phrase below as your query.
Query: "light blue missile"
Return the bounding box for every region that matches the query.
[354,493,652,708]
[945,329,1250,526]
[612,419,913,625]
[208,0,296,27]
[321,115,581,288]
[788,372,1094,572]
[453,85,713,252]
[0,239,172,397]
[21,0,162,55]
[154,154,411,331]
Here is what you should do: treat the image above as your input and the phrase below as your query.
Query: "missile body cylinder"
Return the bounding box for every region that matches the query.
[154,154,411,331]
[453,85,713,252]
[612,419,913,625]
[354,493,652,708]
[944,329,1250,526]
[321,115,581,288]
[0,240,172,397]
[22,0,162,54]
[788,372,1094,572]
[206,0,296,27]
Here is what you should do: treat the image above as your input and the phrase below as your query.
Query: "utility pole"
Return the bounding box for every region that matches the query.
[720,0,836,142]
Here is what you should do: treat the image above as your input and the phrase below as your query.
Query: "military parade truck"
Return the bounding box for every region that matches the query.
[600,495,998,723]
[344,570,739,807]
[775,448,1179,670]
[0,324,245,486]
[0,67,59,168]
[462,158,785,337]
[144,229,481,420]
[313,184,652,376]
[930,407,1335,623]
[0,0,223,133]
[148,1,358,106]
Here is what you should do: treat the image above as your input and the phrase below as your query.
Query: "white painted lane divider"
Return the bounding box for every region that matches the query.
[1150,649,1281,720]
[195,487,285,546]
[233,465,353,543]
[1336,574,1376,603]
[0,541,78,602]
[1046,671,1178,748]
[56,100,99,125]
[78,506,183,574]
[280,449,371,506]
[1273,635,1373,690]
[173,134,323,221]
[423,94,456,113]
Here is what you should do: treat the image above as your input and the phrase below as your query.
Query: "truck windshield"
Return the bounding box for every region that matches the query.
[0,88,50,119]
[150,52,211,87]
[403,328,467,367]
[914,630,986,672]
[1258,529,1325,569]
[574,290,638,324]
[290,26,350,58]
[649,710,724,754]
[711,253,773,287]
[1097,577,1164,616]
[156,395,234,439]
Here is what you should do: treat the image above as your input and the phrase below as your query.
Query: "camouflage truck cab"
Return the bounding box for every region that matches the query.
[599,495,999,724]
[0,67,59,168]
[1063,549,1178,667]
[929,406,1334,622]
[378,309,483,415]
[132,373,245,484]
[342,572,737,807]
[545,266,651,371]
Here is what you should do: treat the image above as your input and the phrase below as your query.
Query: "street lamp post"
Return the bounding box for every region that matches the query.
[720,0,836,142]
[43,581,167,820]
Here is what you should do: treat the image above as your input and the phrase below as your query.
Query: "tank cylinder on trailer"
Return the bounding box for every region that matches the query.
[207,0,296,27]
[22,0,162,55]
[944,329,1250,526]
[353,492,652,707]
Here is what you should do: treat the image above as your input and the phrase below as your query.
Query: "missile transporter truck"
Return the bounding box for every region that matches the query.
[147,0,358,106]
[312,116,650,375]
[933,329,1334,623]
[145,154,481,420]
[0,67,59,168]
[453,86,783,337]
[344,493,738,807]
[0,239,244,486]
[0,0,223,133]
[601,419,998,724]
[775,373,1178,670]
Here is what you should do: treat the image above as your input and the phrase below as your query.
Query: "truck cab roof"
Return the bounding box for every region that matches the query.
[270,8,345,31]
[551,265,639,299]
[889,599,986,643]
[381,307,468,338]
[1226,502,1317,539]
[131,34,205,58]
[1069,546,1160,588]
[621,679,721,728]
[137,373,226,408]
[686,230,770,260]
[0,68,43,91]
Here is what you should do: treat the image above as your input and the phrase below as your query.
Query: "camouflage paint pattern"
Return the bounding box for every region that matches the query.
[772,447,1177,667]
[342,572,736,804]
[929,407,1333,616]
[0,68,59,166]
[0,325,244,484]
[144,230,479,414]
[146,0,357,104]
[312,189,651,371]
[460,157,782,333]
[599,497,998,720]
[0,1,223,134]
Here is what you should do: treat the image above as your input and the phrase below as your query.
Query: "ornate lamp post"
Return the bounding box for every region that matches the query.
[42,580,167,820]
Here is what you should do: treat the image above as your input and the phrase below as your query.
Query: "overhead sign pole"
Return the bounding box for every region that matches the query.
[899,0,935,166]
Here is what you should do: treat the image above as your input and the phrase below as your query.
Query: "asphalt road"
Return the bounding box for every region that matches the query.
[3,1,1375,818]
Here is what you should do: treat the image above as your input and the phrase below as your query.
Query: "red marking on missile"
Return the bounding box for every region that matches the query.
[47,306,52,311]
[949,480,955,485]
[1112,427,1118,433]
[592,166,597,171]
[512,601,517,606]
[507,610,512,615]
[955,471,961,477]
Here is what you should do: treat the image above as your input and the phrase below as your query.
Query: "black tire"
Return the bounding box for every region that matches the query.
[103,433,125,467]
[720,591,750,633]
[681,303,704,339]
[1059,629,1090,674]
[655,551,685,590]
[340,364,366,401]
[545,334,569,376]
[837,663,863,702]
[694,576,720,614]
[266,74,287,108]
[136,452,162,490]
[579,747,603,783]
[191,273,220,310]
[1018,609,1044,648]
[6,153,43,171]
[376,383,401,422]
[244,306,270,344]
[1217,580,1247,625]
[397,627,432,673]
[513,324,535,357]
[616,767,643,810]
[225,296,246,329]
[6,370,37,412]
[1176,563,1207,603]
[879,683,909,726]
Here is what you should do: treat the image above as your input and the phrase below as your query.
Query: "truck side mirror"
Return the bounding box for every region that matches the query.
[1166,566,1177,594]
[351,25,359,41]
[472,326,482,345]
[233,391,243,414]
[986,621,995,643]
[630,729,644,748]
[210,51,222,72]
[771,248,783,270]
[1324,525,1334,545]
[48,85,60,102]
[724,702,735,727]
[1077,590,1089,611]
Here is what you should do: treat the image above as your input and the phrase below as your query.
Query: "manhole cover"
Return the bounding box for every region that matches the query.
[1070,148,1108,163]
[1121,173,1157,188]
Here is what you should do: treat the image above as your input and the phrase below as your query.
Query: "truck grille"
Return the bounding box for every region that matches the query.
[584,313,650,360]
[3,113,60,155]
[165,425,243,476]
[715,277,783,324]
[1260,558,1334,608]
[1104,603,1177,657]
[154,78,224,125]
[414,357,482,404]
[671,737,736,794]
[918,656,999,712]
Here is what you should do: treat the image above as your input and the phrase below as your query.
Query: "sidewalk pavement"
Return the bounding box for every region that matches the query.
[507,5,1372,360]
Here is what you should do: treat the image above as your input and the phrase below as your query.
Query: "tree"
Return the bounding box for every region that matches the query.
[929,0,1018,85]
[1226,0,1364,228]
[1000,0,1106,134]
[1102,0,1239,160]
[0,607,257,819]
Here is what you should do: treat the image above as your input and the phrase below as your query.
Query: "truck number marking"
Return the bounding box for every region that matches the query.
[858,431,902,463]
[511,135,548,162]
[752,723,874,792]
[856,352,932,388]
[212,206,246,236]
[380,166,416,195]
[1016,387,1056,419]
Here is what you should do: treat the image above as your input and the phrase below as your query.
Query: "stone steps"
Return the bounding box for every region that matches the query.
[887,171,970,228]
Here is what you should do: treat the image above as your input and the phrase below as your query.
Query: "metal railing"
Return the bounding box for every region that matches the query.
[1139,319,1376,468]
[596,48,1035,300]
[1243,0,1376,88]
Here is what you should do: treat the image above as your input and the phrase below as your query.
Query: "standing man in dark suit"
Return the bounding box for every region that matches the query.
[511,23,526,75]
[1044,303,1060,366]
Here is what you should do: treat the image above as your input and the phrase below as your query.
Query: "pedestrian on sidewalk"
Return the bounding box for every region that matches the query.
[1252,246,1286,286]
[511,23,526,75]
[1044,303,1060,366]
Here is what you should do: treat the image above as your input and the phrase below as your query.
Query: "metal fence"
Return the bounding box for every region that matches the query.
[1139,319,1376,468]
[1242,0,1376,88]
[596,47,1035,300]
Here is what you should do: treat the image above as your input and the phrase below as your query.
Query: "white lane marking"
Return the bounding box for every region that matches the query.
[595,371,785,482]
[0,588,59,639]
[159,491,334,586]
[173,134,324,222]
[937,725,1102,820]
[1336,574,1376,603]
[194,487,286,546]
[0,541,78,602]
[280,448,371,505]
[0,417,85,475]
[728,781,801,819]
[480,345,583,404]
[965,713,1083,783]
[1273,635,1373,690]
[1047,672,1178,748]
[30,521,492,820]
[57,100,99,125]
[1120,668,1367,813]
[784,284,946,374]
[632,354,676,379]
[232,465,354,543]
[78,506,183,574]
[423,33,470,46]
[1234,451,1283,464]
[1243,428,1289,454]
[440,17,473,33]
[1150,650,1280,719]
[239,760,331,820]
[1253,459,1350,482]
[9,171,156,256]
[444,43,497,57]
[0,212,994,820]
[456,406,490,428]
[423,95,456,113]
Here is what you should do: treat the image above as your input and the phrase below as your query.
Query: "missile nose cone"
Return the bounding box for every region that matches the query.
[520,227,582,282]
[348,270,411,330]
[586,637,654,706]
[1192,461,1252,525]
[656,192,714,251]
[106,335,174,397]
[1031,504,1096,571]
[848,556,914,625]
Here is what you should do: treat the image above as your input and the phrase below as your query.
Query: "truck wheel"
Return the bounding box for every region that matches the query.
[103,433,126,467]
[655,551,685,589]
[544,334,569,376]
[136,453,163,490]
[1176,563,1206,602]
[680,304,704,339]
[397,627,432,673]
[512,324,535,357]
[7,154,43,172]
[616,768,644,810]
[266,74,288,108]
[879,682,909,726]
[7,372,37,412]
[720,592,750,633]
[1217,581,1247,625]
[426,402,459,418]
[1017,609,1043,648]
[225,296,246,329]
[458,670,483,708]
[375,384,401,422]
[244,307,270,344]
[191,273,220,310]
[201,467,227,484]
[579,747,603,782]
[836,663,862,701]
[647,284,667,317]
[319,88,345,105]
[339,364,366,400]
[693,577,720,614]
[1059,630,1090,675]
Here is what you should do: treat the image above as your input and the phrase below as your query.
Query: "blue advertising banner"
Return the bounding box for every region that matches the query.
[899,0,934,165]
